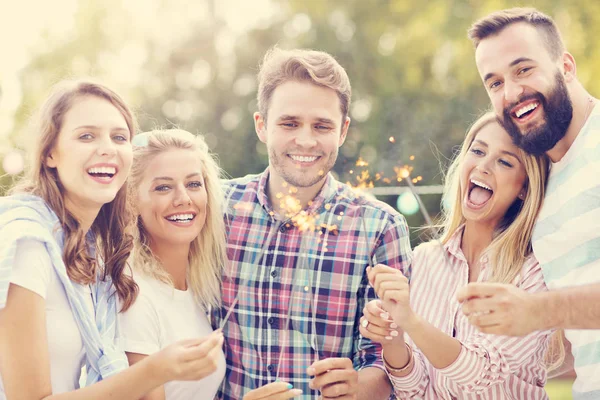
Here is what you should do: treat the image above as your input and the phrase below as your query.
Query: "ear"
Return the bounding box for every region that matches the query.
[338,116,351,147]
[518,189,527,200]
[46,152,57,168]
[254,112,267,144]
[562,52,577,83]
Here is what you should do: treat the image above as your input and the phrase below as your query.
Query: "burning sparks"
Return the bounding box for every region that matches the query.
[389,137,395,143]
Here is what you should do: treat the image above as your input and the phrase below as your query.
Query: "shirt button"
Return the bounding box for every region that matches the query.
[270,270,278,278]
[268,317,275,324]
[267,364,274,372]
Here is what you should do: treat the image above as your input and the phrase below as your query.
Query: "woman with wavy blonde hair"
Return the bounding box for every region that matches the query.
[118,129,226,400]
[0,80,223,399]
[360,112,555,399]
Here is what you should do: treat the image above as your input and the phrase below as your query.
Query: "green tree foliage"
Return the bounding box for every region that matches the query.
[3,0,599,241]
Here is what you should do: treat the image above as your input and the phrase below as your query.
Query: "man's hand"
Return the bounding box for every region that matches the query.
[457,282,541,336]
[308,358,358,399]
[243,381,303,400]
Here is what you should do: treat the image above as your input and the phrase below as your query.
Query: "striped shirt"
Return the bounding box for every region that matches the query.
[388,226,551,399]
[212,169,412,399]
[532,103,600,399]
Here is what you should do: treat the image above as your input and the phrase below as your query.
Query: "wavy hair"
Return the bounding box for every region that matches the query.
[128,129,225,310]
[10,79,138,311]
[439,112,550,284]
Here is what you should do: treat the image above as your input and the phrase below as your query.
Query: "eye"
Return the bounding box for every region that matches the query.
[281,122,298,128]
[113,134,129,142]
[470,148,484,156]
[315,125,332,131]
[489,80,502,90]
[499,159,513,168]
[518,67,532,75]
[79,133,94,140]
[187,181,203,189]
[154,185,171,192]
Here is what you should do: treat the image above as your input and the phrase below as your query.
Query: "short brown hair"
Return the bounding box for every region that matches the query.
[256,47,351,123]
[468,8,565,60]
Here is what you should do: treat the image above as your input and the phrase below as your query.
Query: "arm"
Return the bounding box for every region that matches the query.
[371,258,551,394]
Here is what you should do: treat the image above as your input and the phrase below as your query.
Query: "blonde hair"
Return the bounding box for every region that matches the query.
[128,129,225,309]
[11,79,138,311]
[439,112,549,284]
[257,47,351,123]
[468,8,565,60]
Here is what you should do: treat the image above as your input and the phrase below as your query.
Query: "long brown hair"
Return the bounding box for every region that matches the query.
[11,79,138,311]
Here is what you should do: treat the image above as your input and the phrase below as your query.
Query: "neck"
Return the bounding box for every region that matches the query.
[64,196,101,232]
[268,173,326,218]
[461,221,494,266]
[548,87,596,163]
[149,240,190,290]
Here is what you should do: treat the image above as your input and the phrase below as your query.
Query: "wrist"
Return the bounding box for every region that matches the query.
[532,290,564,330]
[400,312,422,334]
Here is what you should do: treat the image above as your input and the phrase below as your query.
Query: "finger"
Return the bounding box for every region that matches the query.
[320,381,352,398]
[461,296,500,315]
[372,271,406,295]
[468,310,503,328]
[177,336,210,347]
[363,304,394,328]
[310,368,355,390]
[380,289,407,305]
[375,280,407,300]
[456,283,502,302]
[359,317,396,342]
[368,264,402,286]
[183,334,223,362]
[308,357,352,376]
[243,382,296,400]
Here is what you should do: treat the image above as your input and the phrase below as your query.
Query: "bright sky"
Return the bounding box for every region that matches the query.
[0,0,278,146]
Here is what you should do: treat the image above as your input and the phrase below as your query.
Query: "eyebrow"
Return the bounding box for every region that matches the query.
[152,172,202,182]
[473,139,521,161]
[277,115,336,125]
[73,125,129,132]
[483,57,535,83]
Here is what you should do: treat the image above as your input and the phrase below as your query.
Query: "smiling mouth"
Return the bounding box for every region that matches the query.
[288,155,320,163]
[87,166,116,180]
[165,213,197,223]
[511,101,540,123]
[468,179,494,207]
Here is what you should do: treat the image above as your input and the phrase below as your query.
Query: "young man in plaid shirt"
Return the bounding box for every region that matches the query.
[213,48,412,400]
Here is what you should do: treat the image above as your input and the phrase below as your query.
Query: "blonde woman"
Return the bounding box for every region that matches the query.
[360,113,553,399]
[118,129,226,400]
[0,81,223,399]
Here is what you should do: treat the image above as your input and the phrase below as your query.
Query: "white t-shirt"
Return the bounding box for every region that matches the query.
[0,239,93,395]
[118,272,225,400]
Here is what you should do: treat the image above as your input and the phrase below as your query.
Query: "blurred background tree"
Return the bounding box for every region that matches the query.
[1,0,599,246]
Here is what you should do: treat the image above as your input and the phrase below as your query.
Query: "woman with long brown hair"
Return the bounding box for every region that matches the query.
[0,80,222,399]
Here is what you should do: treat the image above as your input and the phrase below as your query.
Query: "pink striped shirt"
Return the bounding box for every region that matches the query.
[387,226,551,399]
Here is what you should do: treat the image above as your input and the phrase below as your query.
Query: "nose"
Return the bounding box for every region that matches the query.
[294,126,317,148]
[476,157,494,175]
[96,133,117,157]
[504,78,525,105]
[173,185,192,207]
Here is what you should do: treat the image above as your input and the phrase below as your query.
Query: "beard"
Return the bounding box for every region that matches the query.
[500,71,573,155]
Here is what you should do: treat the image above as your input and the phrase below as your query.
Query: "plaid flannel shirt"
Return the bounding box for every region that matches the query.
[213,169,412,399]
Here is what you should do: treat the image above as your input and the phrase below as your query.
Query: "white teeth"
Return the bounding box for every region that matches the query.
[88,166,116,175]
[166,213,195,221]
[471,179,492,191]
[515,103,538,118]
[290,155,318,163]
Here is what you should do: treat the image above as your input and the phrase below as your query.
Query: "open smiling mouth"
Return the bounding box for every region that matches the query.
[467,179,494,208]
[165,213,197,224]
[512,101,540,123]
[87,166,116,180]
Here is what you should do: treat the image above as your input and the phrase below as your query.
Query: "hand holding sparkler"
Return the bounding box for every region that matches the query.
[307,358,358,399]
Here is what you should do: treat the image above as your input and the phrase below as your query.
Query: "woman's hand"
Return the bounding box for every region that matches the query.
[359,299,403,345]
[243,381,303,399]
[367,264,416,329]
[151,330,224,383]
